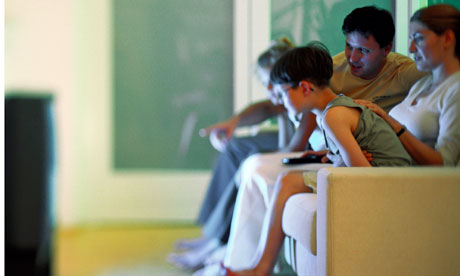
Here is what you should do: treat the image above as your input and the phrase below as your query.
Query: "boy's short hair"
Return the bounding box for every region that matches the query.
[342,6,395,48]
[270,41,333,88]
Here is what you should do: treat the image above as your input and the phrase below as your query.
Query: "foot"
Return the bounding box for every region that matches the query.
[175,236,209,251]
[167,238,221,270]
[167,252,204,271]
[192,262,226,276]
[223,264,271,276]
[204,245,227,266]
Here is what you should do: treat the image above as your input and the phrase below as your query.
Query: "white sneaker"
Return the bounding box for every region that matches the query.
[167,238,221,271]
[204,245,227,266]
[174,236,209,251]
[192,262,225,276]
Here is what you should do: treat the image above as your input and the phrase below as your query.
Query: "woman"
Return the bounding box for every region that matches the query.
[227,4,460,276]
[356,3,460,166]
[168,38,317,273]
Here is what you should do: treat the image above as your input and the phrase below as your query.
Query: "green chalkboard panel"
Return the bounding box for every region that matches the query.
[113,0,233,170]
[428,0,460,10]
[271,0,393,56]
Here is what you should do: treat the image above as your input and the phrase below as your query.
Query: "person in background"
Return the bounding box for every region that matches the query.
[167,38,318,271]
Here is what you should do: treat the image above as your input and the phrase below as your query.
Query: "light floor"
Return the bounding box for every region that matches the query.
[54,225,201,276]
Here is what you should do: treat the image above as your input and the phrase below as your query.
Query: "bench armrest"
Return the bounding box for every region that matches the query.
[316,167,460,276]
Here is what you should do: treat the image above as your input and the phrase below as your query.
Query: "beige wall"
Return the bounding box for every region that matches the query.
[5,0,210,227]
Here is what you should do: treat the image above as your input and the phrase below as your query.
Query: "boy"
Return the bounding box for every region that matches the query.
[225,41,412,275]
[271,41,412,169]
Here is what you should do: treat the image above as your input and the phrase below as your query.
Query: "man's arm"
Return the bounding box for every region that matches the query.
[276,111,296,149]
[280,111,317,152]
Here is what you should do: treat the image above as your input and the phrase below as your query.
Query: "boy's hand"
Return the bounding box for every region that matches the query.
[300,150,330,163]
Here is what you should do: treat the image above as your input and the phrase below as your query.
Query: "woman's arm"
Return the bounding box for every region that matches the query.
[200,99,285,137]
[232,99,286,127]
[200,99,285,151]
[322,106,371,167]
[354,99,444,165]
[392,123,443,165]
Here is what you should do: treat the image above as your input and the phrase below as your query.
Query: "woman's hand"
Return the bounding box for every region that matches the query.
[353,99,387,118]
[199,118,239,152]
[362,150,373,162]
[354,99,403,133]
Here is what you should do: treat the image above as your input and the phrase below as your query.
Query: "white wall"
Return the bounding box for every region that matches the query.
[3,0,426,227]
[5,0,211,227]
[395,0,428,56]
[5,0,78,225]
[5,0,421,227]
[233,0,270,113]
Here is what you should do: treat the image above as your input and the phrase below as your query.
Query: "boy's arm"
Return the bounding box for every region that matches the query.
[322,107,371,167]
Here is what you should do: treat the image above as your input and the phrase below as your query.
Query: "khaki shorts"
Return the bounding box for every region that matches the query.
[302,171,318,193]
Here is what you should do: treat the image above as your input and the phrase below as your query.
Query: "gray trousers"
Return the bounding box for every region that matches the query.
[197,132,279,243]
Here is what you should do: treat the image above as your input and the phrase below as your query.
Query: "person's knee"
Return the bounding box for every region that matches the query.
[277,171,304,194]
[278,171,300,185]
[240,153,265,176]
[241,152,284,176]
[276,171,290,184]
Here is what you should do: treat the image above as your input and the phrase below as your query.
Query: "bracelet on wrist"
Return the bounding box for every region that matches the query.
[396,125,406,137]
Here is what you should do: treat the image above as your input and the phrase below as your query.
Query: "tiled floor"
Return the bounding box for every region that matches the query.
[54,225,201,276]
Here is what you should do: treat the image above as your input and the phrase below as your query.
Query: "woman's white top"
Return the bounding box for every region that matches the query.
[389,71,460,166]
